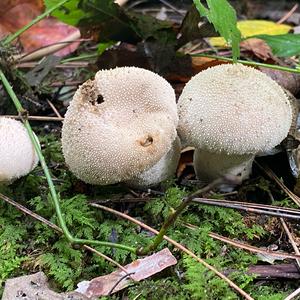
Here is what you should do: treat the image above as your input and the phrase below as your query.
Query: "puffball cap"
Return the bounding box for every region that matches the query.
[177,64,292,154]
[62,67,178,185]
[0,117,38,183]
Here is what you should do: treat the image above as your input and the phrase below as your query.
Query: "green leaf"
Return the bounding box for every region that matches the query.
[193,0,241,62]
[44,0,85,26]
[255,34,300,57]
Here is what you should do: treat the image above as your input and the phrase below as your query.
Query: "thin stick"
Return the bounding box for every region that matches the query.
[192,198,300,220]
[16,31,81,62]
[0,192,61,232]
[0,69,135,254]
[83,245,132,276]
[255,161,300,207]
[0,192,130,273]
[17,62,90,68]
[4,115,64,122]
[191,54,300,74]
[277,4,299,24]
[158,0,185,16]
[91,203,254,300]
[50,80,83,87]
[280,218,300,268]
[284,286,300,300]
[3,0,71,46]
[47,100,62,119]
[209,232,300,260]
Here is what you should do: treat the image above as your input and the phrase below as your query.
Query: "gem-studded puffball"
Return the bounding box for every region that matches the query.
[62,67,178,185]
[177,64,292,154]
[0,117,39,183]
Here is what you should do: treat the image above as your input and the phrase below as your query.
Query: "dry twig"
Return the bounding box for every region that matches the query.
[284,286,300,300]
[192,198,300,220]
[280,218,300,268]
[90,203,254,300]
[255,161,300,207]
[47,100,63,119]
[277,4,299,24]
[4,115,64,122]
[209,232,300,260]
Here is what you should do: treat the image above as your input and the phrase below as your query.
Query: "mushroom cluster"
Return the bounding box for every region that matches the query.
[62,64,293,189]
[0,117,39,184]
[62,67,180,187]
[177,63,292,184]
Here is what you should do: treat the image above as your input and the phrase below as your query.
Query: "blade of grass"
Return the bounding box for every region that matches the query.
[0,69,135,253]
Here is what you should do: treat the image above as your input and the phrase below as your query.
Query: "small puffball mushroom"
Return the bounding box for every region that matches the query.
[177,63,292,183]
[125,136,181,188]
[0,117,39,184]
[62,67,178,185]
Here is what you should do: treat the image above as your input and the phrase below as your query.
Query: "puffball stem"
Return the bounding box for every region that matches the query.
[194,149,254,186]
[0,69,136,254]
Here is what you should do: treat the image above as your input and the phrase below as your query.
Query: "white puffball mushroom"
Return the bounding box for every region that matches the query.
[62,67,178,185]
[177,63,292,183]
[0,117,39,184]
[125,136,181,188]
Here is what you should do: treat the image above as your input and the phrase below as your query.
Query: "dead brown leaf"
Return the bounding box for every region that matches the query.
[78,248,177,297]
[0,0,80,57]
[240,38,274,61]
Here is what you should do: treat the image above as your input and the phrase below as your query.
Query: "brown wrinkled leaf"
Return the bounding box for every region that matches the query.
[240,38,274,60]
[0,0,80,57]
[78,248,177,297]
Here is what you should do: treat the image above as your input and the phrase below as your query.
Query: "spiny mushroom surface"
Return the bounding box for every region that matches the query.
[0,117,39,184]
[177,63,292,183]
[62,67,178,185]
[125,136,181,188]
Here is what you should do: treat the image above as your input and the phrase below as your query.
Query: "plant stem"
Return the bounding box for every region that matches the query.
[0,69,136,254]
[192,53,300,74]
[3,0,71,46]
[61,52,99,63]
[137,177,230,255]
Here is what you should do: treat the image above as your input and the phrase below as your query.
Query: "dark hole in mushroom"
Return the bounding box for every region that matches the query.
[140,135,154,147]
[96,94,104,104]
[90,94,104,105]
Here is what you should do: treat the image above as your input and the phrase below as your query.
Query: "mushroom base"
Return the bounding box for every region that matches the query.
[125,137,181,189]
[194,149,254,189]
